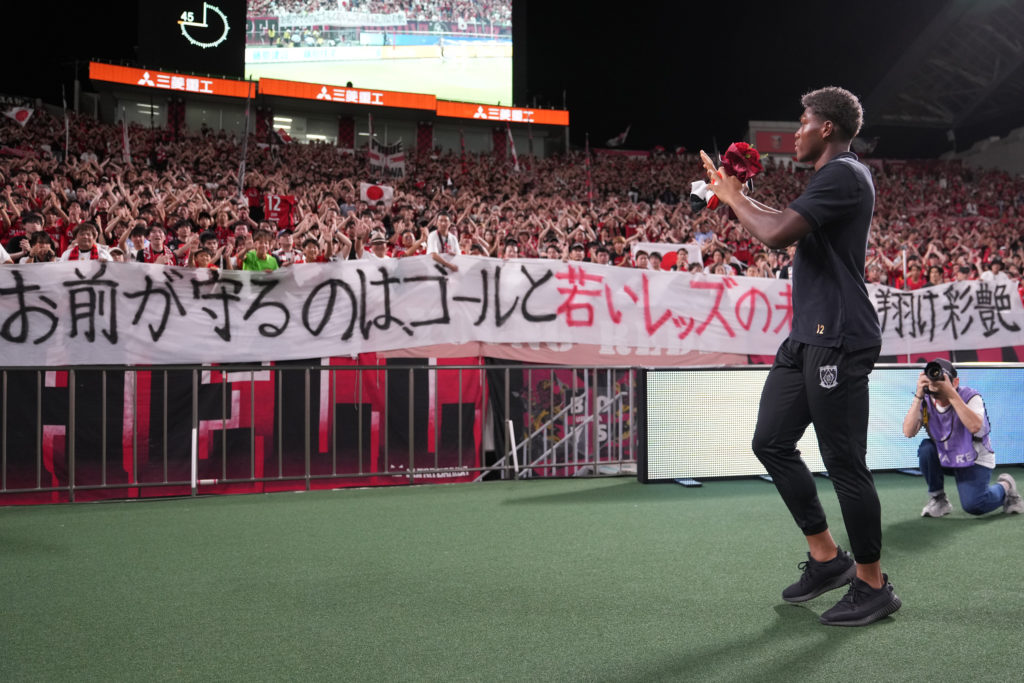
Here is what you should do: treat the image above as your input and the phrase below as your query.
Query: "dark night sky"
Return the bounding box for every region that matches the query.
[520,0,954,156]
[5,1,1018,158]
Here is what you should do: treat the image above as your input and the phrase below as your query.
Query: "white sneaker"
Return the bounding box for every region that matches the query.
[921,494,952,517]
[998,474,1023,514]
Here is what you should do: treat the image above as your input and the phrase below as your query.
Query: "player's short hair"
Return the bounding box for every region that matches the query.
[801,86,863,141]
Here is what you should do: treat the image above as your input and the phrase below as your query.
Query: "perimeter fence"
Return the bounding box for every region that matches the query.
[0,361,638,504]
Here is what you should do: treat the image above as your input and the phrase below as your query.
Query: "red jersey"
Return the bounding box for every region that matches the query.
[137,244,177,264]
[215,225,233,245]
[245,186,263,208]
[264,194,297,229]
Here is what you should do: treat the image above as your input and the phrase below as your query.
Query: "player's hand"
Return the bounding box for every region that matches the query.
[700,150,744,207]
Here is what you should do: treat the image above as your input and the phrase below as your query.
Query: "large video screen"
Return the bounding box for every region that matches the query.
[640,365,1024,482]
[139,1,247,78]
[244,1,513,105]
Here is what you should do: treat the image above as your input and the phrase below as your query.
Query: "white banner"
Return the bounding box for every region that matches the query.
[276,11,407,28]
[0,258,1020,366]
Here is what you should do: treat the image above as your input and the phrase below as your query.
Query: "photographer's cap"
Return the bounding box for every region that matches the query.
[930,358,957,378]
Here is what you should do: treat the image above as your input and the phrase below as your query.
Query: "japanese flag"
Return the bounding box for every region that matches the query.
[359,182,394,206]
[4,107,33,127]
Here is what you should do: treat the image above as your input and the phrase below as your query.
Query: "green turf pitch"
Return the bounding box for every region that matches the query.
[246,57,513,105]
[2,473,1023,681]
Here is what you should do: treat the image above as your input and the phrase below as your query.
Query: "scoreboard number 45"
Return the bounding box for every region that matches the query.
[177,3,230,49]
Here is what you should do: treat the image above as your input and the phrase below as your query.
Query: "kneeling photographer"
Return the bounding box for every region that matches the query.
[902,359,1023,517]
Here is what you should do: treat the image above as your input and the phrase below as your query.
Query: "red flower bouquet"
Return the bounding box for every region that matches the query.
[690,142,764,215]
[719,142,764,182]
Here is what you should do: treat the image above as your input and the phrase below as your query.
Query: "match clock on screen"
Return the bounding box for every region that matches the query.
[178,2,231,49]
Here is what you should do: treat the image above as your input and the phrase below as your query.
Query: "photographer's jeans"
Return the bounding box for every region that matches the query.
[918,439,1005,515]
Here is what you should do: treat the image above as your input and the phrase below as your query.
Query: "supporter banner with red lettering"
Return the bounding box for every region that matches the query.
[0,258,1021,366]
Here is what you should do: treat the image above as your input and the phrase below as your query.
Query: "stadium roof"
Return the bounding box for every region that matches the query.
[863,0,1024,131]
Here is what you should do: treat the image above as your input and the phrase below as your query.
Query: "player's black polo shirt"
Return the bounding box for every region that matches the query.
[787,151,881,351]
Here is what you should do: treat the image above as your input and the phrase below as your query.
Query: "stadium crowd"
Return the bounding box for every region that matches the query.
[247,1,511,48]
[248,0,511,23]
[1,108,1022,302]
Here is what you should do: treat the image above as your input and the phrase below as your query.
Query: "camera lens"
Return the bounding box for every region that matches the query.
[924,361,944,381]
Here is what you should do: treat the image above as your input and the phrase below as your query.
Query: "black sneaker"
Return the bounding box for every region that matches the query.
[819,574,902,627]
[782,548,856,603]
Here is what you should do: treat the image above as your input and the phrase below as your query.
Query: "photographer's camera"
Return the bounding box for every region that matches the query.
[924,361,946,382]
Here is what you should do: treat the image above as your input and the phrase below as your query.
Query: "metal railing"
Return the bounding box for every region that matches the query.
[0,362,639,504]
[481,367,635,480]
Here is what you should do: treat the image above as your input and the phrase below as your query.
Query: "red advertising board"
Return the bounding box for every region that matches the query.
[436,101,569,126]
[754,130,796,154]
[89,62,254,99]
[258,78,436,111]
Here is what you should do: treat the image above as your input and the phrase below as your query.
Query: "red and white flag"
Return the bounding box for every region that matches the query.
[507,123,520,172]
[359,181,394,206]
[369,139,405,176]
[606,124,631,148]
[4,107,33,127]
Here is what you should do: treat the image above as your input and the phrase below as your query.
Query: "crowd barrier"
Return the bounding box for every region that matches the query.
[0,360,638,505]
[6,358,1022,505]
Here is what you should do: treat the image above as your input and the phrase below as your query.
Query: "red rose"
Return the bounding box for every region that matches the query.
[720,142,764,182]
